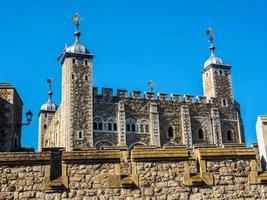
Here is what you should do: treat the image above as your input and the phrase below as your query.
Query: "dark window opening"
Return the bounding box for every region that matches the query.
[85,60,88,65]
[93,122,98,130]
[198,129,203,140]
[132,124,135,132]
[140,124,144,132]
[219,70,223,75]
[223,99,227,106]
[44,124,47,130]
[168,127,173,138]
[145,125,149,133]
[85,75,88,81]
[126,124,130,132]
[131,124,136,132]
[113,123,117,131]
[72,59,75,64]
[108,123,112,131]
[78,131,83,139]
[227,131,232,141]
[72,74,75,80]
[98,122,103,130]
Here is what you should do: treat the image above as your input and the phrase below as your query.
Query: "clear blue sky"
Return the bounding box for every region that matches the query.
[0,0,266,150]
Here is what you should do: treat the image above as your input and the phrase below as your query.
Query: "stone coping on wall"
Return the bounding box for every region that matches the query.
[131,146,189,162]
[63,150,121,163]
[0,152,51,165]
[258,171,267,183]
[195,146,256,160]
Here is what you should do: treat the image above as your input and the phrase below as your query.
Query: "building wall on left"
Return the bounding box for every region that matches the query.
[0,83,23,152]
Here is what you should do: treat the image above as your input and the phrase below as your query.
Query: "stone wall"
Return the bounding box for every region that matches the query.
[0,146,267,199]
[0,84,23,152]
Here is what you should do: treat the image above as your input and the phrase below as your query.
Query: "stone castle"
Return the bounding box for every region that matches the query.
[38,19,245,152]
[1,14,267,199]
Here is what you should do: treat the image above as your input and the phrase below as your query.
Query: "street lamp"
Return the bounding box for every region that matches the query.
[20,109,33,126]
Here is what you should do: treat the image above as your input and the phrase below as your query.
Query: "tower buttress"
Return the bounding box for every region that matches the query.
[59,13,94,151]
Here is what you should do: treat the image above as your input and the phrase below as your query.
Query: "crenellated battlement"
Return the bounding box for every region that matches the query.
[93,87,212,105]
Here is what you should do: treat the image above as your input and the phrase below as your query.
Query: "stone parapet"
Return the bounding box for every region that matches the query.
[195,146,256,160]
[63,149,121,163]
[0,146,267,199]
[0,152,51,165]
[131,146,189,161]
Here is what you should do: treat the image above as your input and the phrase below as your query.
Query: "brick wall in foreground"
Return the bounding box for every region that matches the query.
[0,145,267,200]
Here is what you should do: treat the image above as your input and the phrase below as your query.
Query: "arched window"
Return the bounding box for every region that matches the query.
[85,60,88,65]
[72,74,75,80]
[72,59,75,64]
[126,124,131,132]
[108,123,112,131]
[168,127,173,138]
[198,128,203,140]
[219,70,223,75]
[85,75,88,81]
[131,124,136,132]
[98,122,103,130]
[145,124,149,133]
[126,118,136,133]
[93,117,105,131]
[222,99,228,107]
[113,123,117,131]
[44,124,47,130]
[227,130,232,141]
[93,122,98,130]
[140,124,144,133]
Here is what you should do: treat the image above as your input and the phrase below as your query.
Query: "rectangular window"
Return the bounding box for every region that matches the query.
[76,130,84,140]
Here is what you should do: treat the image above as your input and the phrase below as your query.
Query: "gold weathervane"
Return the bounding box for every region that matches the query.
[72,13,80,31]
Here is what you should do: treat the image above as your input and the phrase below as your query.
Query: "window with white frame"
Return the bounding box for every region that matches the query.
[106,117,118,132]
[222,98,228,107]
[77,130,84,140]
[93,116,104,131]
[168,126,174,138]
[138,119,150,134]
[126,118,137,133]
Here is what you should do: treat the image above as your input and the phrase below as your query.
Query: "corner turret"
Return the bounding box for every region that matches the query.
[60,13,94,151]
[38,78,58,151]
[202,27,233,105]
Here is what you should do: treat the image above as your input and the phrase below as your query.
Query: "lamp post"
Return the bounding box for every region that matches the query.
[20,109,33,126]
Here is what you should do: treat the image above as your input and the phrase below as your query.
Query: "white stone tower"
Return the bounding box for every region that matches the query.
[38,78,58,151]
[202,27,233,105]
[59,13,94,151]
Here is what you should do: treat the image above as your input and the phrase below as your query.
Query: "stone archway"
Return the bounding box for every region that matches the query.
[94,140,115,150]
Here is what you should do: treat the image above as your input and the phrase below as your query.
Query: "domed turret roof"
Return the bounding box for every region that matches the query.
[204,50,223,68]
[40,91,58,112]
[40,79,58,112]
[65,31,90,54]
